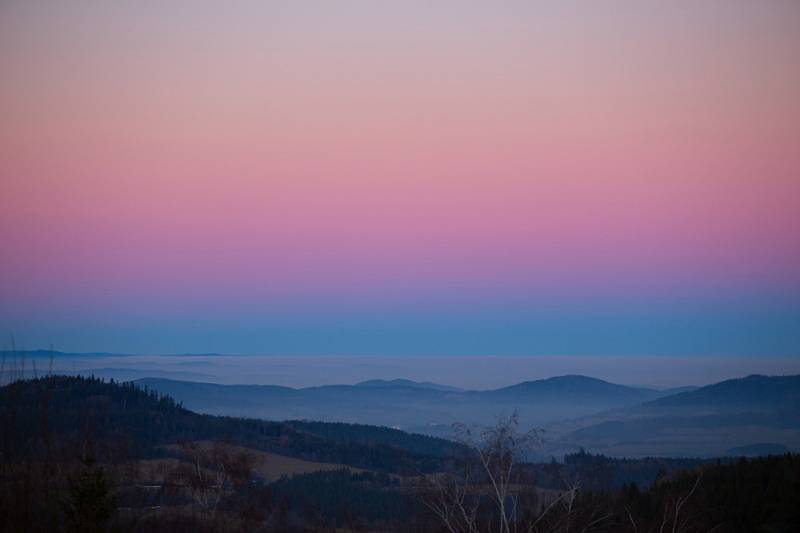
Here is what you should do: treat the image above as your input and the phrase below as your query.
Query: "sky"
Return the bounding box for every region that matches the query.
[1,1,799,355]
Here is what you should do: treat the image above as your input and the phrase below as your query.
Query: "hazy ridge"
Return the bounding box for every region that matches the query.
[135,373,800,458]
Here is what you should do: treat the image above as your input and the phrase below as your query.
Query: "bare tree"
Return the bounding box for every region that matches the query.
[171,440,256,515]
[656,472,703,533]
[419,411,544,533]
[418,468,481,533]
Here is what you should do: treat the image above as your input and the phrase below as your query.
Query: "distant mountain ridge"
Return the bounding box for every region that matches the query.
[488,375,661,403]
[355,378,463,392]
[3,349,126,357]
[725,443,788,456]
[544,374,800,458]
[134,373,800,458]
[9,370,797,458]
[4,349,231,357]
[644,374,800,411]
[135,374,688,435]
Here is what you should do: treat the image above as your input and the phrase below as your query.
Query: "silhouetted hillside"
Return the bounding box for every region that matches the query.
[286,420,460,458]
[0,376,461,473]
[645,374,800,411]
[488,375,661,403]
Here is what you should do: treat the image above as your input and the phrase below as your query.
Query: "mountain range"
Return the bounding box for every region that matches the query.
[135,374,681,433]
[3,375,798,532]
[542,374,800,458]
[132,373,800,457]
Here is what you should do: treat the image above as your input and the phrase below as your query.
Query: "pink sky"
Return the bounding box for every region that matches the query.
[1,1,799,354]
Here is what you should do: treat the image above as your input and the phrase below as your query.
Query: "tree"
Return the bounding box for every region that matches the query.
[170,440,256,515]
[419,411,543,533]
[64,455,115,533]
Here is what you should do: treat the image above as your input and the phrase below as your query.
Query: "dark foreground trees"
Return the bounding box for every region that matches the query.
[65,456,115,533]
[2,376,799,532]
[418,413,800,532]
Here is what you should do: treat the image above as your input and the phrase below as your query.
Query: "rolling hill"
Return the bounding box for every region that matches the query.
[0,375,463,474]
[543,374,800,458]
[486,375,662,403]
[644,374,800,411]
[355,378,463,392]
[135,374,682,435]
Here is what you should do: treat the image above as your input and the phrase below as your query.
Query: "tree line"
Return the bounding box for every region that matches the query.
[1,375,798,532]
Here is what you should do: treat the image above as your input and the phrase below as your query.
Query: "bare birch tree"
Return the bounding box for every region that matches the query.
[419,411,544,533]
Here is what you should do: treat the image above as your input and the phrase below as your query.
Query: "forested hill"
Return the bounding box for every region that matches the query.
[286,420,459,458]
[644,374,800,411]
[0,375,463,473]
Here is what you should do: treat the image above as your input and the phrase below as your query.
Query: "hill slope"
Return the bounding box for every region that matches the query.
[0,375,463,473]
[136,374,675,434]
[488,375,661,403]
[645,374,800,411]
[543,374,800,458]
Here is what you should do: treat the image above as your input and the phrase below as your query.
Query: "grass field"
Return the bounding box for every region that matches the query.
[158,441,366,482]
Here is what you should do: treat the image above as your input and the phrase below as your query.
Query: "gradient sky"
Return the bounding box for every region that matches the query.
[1,1,799,355]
